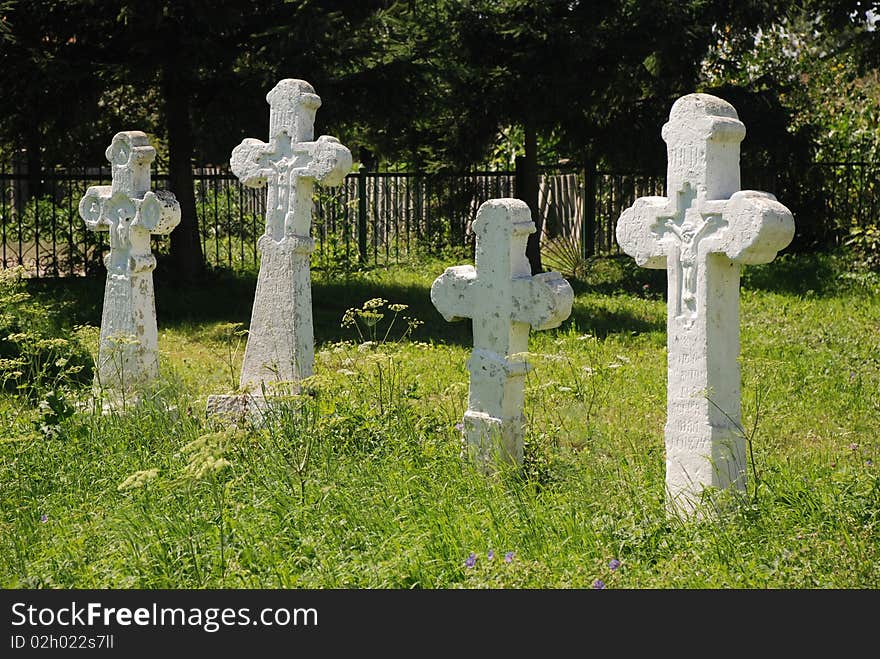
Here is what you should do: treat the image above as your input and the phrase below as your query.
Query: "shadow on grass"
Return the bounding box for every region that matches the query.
[25,257,667,350]
[569,304,665,339]
[572,249,855,300]
[575,254,668,298]
[740,251,854,297]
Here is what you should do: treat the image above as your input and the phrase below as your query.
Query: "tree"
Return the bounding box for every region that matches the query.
[0,1,112,188]
[109,1,279,283]
[341,0,781,273]
[700,3,879,248]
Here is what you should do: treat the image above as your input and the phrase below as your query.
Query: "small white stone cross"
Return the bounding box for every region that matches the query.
[232,78,352,390]
[616,93,795,517]
[431,198,574,470]
[79,131,180,390]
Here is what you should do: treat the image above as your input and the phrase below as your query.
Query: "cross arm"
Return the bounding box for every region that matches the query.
[298,136,353,188]
[616,196,671,269]
[511,272,574,330]
[230,138,274,188]
[78,185,113,231]
[132,190,181,236]
[716,190,795,265]
[430,265,476,322]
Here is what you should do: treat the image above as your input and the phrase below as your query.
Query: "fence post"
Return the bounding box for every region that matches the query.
[583,162,596,258]
[357,164,368,263]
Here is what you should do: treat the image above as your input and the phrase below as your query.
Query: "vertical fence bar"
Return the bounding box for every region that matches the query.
[50,175,58,276]
[404,174,411,256]
[33,171,40,276]
[224,172,232,269]
[343,175,351,270]
[236,171,244,268]
[357,165,367,263]
[370,173,377,263]
[15,159,23,268]
[383,175,390,263]
[211,175,219,267]
[584,163,596,258]
[1,173,7,268]
[66,175,74,276]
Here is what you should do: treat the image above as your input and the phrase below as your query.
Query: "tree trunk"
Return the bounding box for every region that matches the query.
[516,120,542,274]
[162,64,204,283]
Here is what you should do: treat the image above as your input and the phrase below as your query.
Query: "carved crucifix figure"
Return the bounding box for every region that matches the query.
[431,198,574,471]
[79,131,180,390]
[616,93,795,517]
[652,183,729,321]
[231,79,352,391]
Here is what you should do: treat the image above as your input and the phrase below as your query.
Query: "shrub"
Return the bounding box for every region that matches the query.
[0,267,94,398]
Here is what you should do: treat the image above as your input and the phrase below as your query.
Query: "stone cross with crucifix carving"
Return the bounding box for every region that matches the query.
[431,198,574,470]
[616,93,795,517]
[231,78,352,392]
[79,131,180,390]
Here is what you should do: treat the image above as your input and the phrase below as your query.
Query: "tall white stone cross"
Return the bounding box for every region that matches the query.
[79,131,180,389]
[616,93,795,517]
[232,78,352,391]
[431,198,574,470]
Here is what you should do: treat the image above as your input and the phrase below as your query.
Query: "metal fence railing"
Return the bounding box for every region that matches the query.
[1,162,877,277]
[0,166,518,277]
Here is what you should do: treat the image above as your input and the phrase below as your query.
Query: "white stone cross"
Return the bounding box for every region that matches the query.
[231,78,352,391]
[431,198,574,470]
[79,131,180,390]
[616,93,795,517]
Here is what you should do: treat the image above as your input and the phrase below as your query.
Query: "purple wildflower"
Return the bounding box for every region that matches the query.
[592,579,606,589]
[454,422,464,432]
[487,550,495,560]
[504,551,514,563]
[609,558,621,571]
[849,443,859,451]
[867,459,873,467]
[464,552,476,568]
[40,514,48,523]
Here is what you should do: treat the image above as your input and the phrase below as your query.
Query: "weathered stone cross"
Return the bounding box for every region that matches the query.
[232,78,352,390]
[79,131,180,389]
[616,93,795,517]
[431,198,573,470]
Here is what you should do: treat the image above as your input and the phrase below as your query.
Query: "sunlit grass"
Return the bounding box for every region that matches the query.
[1,250,878,588]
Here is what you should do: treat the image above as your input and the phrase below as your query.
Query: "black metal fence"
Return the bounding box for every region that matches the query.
[0,161,877,278]
[0,166,517,277]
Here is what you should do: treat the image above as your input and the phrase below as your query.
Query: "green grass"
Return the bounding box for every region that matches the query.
[1,250,878,588]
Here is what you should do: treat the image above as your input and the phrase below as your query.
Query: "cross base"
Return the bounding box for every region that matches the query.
[205,392,273,425]
[96,271,160,389]
[461,410,525,474]
[665,422,747,518]
[204,382,310,428]
[239,234,315,389]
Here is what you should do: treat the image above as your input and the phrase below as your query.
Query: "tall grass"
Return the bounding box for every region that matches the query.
[1,251,878,588]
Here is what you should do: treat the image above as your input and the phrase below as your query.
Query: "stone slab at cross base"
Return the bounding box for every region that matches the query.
[204,392,272,425]
[78,131,180,391]
[431,198,573,472]
[615,92,795,518]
